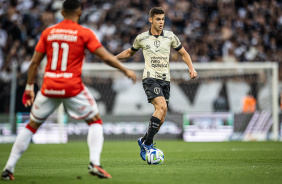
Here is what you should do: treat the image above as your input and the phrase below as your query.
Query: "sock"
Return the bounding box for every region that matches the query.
[141,133,147,143]
[144,116,161,146]
[4,126,34,173]
[87,122,104,166]
[141,124,160,143]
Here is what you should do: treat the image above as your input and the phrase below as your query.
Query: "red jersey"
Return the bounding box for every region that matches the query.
[35,19,102,98]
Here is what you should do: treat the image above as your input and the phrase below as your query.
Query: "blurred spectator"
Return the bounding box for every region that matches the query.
[242,91,257,113]
[213,92,229,112]
[0,0,282,113]
[0,0,281,66]
[280,89,282,111]
[222,48,236,63]
[20,54,31,74]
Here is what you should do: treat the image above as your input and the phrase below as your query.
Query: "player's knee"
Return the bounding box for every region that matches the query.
[28,120,42,130]
[157,103,167,114]
[88,119,103,126]
[86,114,102,125]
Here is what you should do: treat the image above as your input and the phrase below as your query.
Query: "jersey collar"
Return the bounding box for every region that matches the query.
[149,28,164,38]
[62,19,78,24]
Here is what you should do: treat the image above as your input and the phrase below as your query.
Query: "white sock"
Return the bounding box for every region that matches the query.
[87,123,104,166]
[3,127,33,173]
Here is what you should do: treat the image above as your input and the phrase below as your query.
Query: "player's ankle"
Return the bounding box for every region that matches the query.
[144,139,153,145]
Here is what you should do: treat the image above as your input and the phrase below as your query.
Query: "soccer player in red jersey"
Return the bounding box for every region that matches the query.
[1,0,136,180]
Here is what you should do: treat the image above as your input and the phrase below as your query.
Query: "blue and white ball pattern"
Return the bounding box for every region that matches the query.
[146,148,164,165]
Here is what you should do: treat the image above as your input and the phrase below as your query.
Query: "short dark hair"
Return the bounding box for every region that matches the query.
[62,0,81,12]
[149,7,165,18]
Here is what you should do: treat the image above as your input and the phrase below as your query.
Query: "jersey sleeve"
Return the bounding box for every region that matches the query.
[35,30,47,54]
[171,33,182,51]
[131,34,141,51]
[86,29,102,53]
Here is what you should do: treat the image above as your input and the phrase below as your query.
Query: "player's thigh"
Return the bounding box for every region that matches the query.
[63,86,99,121]
[30,91,61,123]
[142,78,165,103]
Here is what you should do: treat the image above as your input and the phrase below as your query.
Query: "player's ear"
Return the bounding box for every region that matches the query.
[77,10,82,17]
[149,17,152,24]
[61,10,64,17]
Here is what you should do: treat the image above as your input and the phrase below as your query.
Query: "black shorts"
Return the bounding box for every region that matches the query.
[142,78,170,104]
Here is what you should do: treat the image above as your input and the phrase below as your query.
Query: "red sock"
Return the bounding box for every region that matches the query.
[88,119,103,126]
[25,124,37,134]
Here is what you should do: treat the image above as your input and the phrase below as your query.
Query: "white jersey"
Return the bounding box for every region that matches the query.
[131,29,182,81]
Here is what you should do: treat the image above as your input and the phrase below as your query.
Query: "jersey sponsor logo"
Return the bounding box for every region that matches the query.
[156,73,167,80]
[44,89,65,95]
[151,56,168,60]
[151,57,168,68]
[151,59,168,68]
[151,63,168,68]
[44,72,73,78]
[50,28,78,35]
[151,60,160,64]
[154,87,161,94]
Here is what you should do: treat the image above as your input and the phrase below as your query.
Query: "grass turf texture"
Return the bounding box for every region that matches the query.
[0,141,282,184]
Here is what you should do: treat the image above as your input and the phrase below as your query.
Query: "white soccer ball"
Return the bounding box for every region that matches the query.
[146,148,164,165]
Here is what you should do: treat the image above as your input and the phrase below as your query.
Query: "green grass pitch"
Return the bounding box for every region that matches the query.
[0,141,282,184]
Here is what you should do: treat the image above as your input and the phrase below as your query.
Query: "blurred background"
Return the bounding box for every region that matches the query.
[0,0,281,143]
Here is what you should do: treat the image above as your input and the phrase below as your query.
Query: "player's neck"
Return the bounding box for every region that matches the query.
[64,16,79,23]
[150,27,162,35]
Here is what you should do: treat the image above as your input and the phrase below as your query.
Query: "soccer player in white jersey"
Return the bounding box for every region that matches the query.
[1,0,136,180]
[116,7,197,161]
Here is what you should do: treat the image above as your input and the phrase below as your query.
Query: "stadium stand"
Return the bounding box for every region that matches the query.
[0,0,282,113]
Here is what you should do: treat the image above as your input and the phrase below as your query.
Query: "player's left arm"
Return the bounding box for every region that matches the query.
[177,47,197,79]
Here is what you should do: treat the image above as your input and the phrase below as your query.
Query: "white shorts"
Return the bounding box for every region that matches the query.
[30,86,99,123]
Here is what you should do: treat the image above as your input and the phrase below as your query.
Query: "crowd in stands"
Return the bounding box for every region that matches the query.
[0,0,282,113]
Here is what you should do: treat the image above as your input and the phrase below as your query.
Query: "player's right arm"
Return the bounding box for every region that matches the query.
[116,34,140,60]
[94,46,136,83]
[23,51,45,107]
[116,48,137,60]
[23,27,47,107]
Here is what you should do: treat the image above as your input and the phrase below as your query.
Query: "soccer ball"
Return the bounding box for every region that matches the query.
[146,148,164,165]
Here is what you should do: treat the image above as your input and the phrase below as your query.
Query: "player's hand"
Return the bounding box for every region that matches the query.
[125,69,136,84]
[189,68,197,79]
[22,87,35,108]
